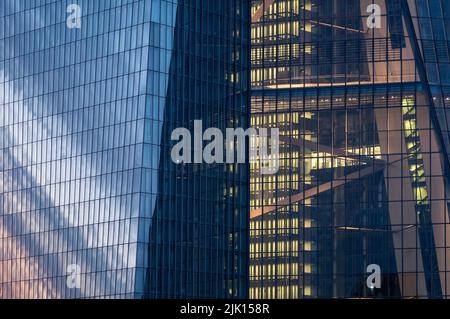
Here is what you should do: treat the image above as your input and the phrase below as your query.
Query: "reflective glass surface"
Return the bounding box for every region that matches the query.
[250,0,450,299]
[0,0,249,299]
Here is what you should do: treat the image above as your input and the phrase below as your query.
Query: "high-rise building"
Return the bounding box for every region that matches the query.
[4,0,450,301]
[250,0,450,299]
[0,0,249,298]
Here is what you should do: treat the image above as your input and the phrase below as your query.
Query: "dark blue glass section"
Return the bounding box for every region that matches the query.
[0,0,249,299]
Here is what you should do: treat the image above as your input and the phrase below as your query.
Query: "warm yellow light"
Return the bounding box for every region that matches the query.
[304,241,313,251]
[304,45,312,54]
[304,264,312,274]
[302,1,312,11]
[302,22,312,33]
[304,219,313,228]
[304,286,312,296]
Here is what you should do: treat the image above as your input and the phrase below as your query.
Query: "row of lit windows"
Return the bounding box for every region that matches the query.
[251,97,435,110]
[402,98,430,206]
[250,240,314,253]
[251,44,311,62]
[251,0,310,19]
[250,197,312,208]
[251,173,300,185]
[250,228,300,237]
[250,263,313,277]
[250,159,300,173]
[249,285,312,299]
[250,218,313,231]
[251,21,303,40]
[251,112,308,125]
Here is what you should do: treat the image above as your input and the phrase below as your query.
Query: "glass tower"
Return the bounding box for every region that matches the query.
[0,0,249,299]
[250,0,450,298]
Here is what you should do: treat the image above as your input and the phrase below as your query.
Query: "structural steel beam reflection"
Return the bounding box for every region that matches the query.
[250,163,386,219]
[252,0,276,23]
[251,0,365,34]
[250,136,388,219]
[313,21,366,33]
[279,136,385,166]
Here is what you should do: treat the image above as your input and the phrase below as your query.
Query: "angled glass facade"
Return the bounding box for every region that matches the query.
[250,0,450,299]
[5,0,450,302]
[0,0,249,299]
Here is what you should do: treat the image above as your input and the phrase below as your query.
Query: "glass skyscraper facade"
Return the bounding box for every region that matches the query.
[0,0,249,299]
[3,0,450,302]
[250,0,450,299]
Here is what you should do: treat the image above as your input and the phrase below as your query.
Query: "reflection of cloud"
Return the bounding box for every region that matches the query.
[0,2,140,298]
[0,225,59,298]
[0,72,132,298]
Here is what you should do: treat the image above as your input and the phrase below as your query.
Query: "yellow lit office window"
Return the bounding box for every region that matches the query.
[292,218,298,229]
[304,264,312,274]
[291,263,298,276]
[304,45,312,54]
[292,240,298,253]
[415,186,428,202]
[304,286,312,296]
[293,21,299,36]
[304,218,312,228]
[304,241,313,251]
[291,285,299,298]
[277,286,283,298]
[302,1,312,12]
[302,22,312,33]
